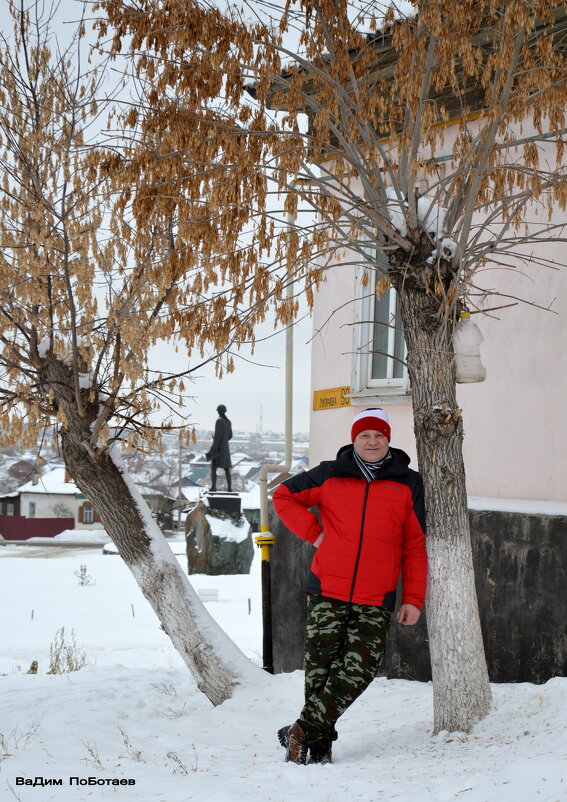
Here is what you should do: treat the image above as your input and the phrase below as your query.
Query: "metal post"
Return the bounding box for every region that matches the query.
[255,533,276,673]
[256,185,297,674]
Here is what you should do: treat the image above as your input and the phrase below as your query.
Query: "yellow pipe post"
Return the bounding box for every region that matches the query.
[255,531,276,562]
[255,528,276,673]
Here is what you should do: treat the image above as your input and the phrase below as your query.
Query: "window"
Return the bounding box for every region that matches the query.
[29,501,36,518]
[6,503,14,516]
[82,505,94,524]
[351,248,408,399]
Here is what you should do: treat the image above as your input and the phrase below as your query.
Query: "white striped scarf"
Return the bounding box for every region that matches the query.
[352,448,392,482]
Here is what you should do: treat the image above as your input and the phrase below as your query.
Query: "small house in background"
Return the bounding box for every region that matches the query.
[7,459,38,485]
[0,465,102,539]
[184,454,211,486]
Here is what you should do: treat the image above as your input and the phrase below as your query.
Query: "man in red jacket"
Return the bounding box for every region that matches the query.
[273,408,427,765]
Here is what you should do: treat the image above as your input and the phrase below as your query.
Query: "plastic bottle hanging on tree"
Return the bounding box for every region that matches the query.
[453,312,486,383]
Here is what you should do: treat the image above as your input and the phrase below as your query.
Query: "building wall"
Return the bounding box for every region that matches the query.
[308,123,567,502]
[19,492,101,529]
[455,252,566,500]
[383,508,567,684]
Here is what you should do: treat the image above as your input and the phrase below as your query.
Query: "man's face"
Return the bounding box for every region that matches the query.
[353,429,389,462]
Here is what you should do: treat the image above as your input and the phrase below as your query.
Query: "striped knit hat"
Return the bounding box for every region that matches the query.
[351,408,391,442]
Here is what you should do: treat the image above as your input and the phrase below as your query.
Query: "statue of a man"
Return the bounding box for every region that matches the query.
[205,404,233,492]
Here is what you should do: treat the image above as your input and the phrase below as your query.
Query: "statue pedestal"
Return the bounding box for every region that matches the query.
[206,491,241,520]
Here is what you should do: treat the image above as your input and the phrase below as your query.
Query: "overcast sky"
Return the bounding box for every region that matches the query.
[153,310,313,434]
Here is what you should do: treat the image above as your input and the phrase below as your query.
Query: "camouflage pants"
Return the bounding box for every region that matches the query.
[298,594,391,743]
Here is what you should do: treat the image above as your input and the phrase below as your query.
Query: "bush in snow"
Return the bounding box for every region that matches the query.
[47,627,88,674]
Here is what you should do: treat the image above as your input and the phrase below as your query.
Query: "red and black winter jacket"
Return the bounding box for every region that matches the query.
[272,445,427,610]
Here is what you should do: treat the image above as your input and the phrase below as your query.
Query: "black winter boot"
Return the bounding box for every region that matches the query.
[277,722,308,765]
[308,738,333,765]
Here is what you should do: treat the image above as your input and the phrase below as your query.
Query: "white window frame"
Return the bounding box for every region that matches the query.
[351,253,409,401]
[6,503,14,516]
[28,501,36,518]
[83,505,94,524]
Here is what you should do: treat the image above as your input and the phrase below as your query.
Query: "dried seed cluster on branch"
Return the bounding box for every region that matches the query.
[96,0,566,332]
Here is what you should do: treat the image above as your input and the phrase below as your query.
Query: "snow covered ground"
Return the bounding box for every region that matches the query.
[1,541,566,802]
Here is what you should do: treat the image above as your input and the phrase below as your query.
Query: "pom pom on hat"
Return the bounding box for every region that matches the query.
[351,408,391,442]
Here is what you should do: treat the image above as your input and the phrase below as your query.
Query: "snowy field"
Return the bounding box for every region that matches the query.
[1,540,566,802]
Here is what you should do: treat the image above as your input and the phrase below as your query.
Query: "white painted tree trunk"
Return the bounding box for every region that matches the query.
[426,535,491,732]
[397,281,492,733]
[46,361,262,705]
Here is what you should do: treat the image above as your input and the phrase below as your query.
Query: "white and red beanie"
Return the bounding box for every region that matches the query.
[351,408,391,442]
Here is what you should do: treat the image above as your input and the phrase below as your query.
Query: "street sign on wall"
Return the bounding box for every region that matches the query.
[312,386,351,411]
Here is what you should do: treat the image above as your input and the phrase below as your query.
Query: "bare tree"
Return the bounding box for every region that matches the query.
[0,0,272,703]
[96,0,567,731]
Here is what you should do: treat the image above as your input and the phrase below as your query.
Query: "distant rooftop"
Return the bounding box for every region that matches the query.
[17,465,78,495]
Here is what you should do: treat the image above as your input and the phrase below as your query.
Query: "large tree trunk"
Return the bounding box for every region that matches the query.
[45,361,261,704]
[397,283,492,733]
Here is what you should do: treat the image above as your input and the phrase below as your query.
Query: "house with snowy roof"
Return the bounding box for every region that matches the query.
[13,465,101,529]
